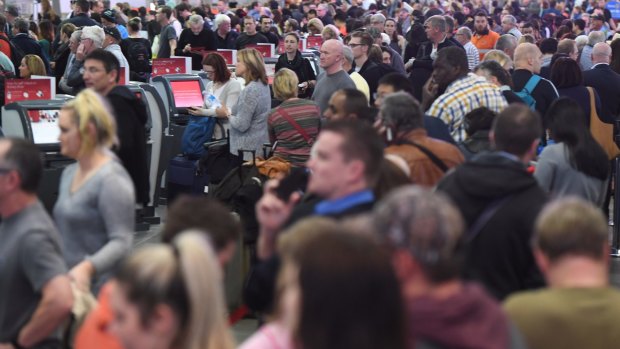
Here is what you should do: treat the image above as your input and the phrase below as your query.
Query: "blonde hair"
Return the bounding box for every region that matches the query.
[116,231,235,349]
[272,68,298,100]
[322,24,340,40]
[307,18,324,34]
[483,49,513,70]
[238,48,268,84]
[61,89,118,155]
[22,54,46,77]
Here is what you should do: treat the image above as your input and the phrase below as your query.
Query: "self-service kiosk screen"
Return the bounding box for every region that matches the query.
[170,80,203,108]
[28,109,60,144]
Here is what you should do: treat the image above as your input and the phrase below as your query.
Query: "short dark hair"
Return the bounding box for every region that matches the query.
[335,88,370,119]
[128,17,141,32]
[550,57,583,88]
[14,18,29,34]
[202,52,232,83]
[474,60,514,87]
[436,46,468,74]
[539,37,558,54]
[378,72,415,95]
[4,138,43,193]
[381,92,424,131]
[260,15,271,23]
[464,107,497,136]
[76,0,90,13]
[162,195,241,251]
[159,6,172,20]
[573,18,586,31]
[322,120,384,186]
[84,49,121,83]
[350,30,373,49]
[492,104,542,155]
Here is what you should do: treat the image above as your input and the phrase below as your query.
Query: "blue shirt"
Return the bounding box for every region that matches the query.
[117,24,129,39]
[314,190,374,216]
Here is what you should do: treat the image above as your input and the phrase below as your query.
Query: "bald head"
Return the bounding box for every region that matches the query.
[591,42,611,64]
[514,43,543,73]
[320,39,345,73]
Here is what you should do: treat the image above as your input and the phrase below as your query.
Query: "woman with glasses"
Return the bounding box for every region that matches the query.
[188,53,242,125]
[275,32,316,98]
[53,89,135,295]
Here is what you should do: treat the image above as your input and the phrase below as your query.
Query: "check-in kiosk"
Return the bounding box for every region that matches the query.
[2,100,74,212]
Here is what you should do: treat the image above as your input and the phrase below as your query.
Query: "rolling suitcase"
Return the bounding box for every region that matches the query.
[166,155,209,204]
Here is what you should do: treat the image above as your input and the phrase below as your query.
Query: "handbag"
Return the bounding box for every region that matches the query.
[587,87,620,160]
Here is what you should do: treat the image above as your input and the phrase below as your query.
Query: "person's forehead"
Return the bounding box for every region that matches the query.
[378,83,395,93]
[84,59,105,68]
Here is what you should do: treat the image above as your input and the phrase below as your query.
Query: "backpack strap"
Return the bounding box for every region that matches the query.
[396,139,449,172]
[465,194,514,243]
[276,106,313,146]
[522,74,541,93]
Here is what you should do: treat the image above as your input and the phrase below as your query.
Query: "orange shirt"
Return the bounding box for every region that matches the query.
[471,30,500,61]
[74,282,124,349]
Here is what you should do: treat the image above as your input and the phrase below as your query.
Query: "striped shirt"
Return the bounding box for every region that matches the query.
[427,73,507,141]
[463,42,480,71]
[268,99,321,167]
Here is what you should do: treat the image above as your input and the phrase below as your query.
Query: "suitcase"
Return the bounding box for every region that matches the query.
[166,155,209,204]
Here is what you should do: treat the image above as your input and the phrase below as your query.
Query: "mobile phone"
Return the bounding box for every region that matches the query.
[275,168,309,201]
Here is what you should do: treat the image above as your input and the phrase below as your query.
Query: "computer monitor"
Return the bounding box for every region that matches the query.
[169,79,204,110]
[28,109,61,145]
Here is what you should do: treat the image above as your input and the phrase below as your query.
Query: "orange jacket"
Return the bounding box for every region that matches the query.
[471,30,500,61]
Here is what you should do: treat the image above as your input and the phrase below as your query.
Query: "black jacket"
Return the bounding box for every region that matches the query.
[107,85,150,204]
[409,38,460,101]
[437,152,547,300]
[583,64,620,123]
[11,33,51,76]
[511,69,558,121]
[174,28,218,71]
[357,58,396,105]
[275,51,316,98]
[216,31,239,50]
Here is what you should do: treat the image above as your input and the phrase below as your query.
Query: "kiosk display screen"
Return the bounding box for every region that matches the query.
[28,109,60,144]
[170,80,203,108]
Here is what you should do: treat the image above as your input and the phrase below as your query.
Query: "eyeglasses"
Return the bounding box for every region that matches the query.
[348,43,364,47]
[0,167,15,175]
[204,70,215,74]
[80,67,105,74]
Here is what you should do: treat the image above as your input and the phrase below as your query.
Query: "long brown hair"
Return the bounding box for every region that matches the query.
[238,48,268,84]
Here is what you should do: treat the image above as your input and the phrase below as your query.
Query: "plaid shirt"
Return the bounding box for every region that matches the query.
[427,73,507,141]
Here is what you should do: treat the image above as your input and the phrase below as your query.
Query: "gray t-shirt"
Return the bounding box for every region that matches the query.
[157,24,178,59]
[0,201,67,344]
[311,70,356,115]
[53,160,135,293]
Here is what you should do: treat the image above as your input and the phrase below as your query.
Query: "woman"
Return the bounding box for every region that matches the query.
[483,50,513,71]
[307,18,324,36]
[550,57,602,124]
[38,20,54,61]
[535,98,609,205]
[385,18,405,53]
[19,54,46,79]
[275,32,316,98]
[54,90,134,294]
[268,68,320,166]
[610,38,620,74]
[110,232,235,349]
[321,24,340,41]
[279,222,406,349]
[229,48,271,160]
[381,45,393,64]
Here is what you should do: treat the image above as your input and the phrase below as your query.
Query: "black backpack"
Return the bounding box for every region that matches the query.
[0,36,24,74]
[125,39,151,73]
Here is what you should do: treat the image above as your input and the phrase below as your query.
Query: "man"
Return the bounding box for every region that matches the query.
[323,88,373,122]
[471,12,501,61]
[312,39,356,115]
[11,18,50,76]
[342,45,370,101]
[234,16,268,50]
[455,26,480,71]
[349,31,391,105]
[317,3,334,25]
[175,14,217,70]
[557,38,579,61]
[82,49,150,205]
[583,42,620,123]
[248,1,271,22]
[512,43,559,119]
[121,17,152,82]
[3,5,17,39]
[425,47,507,141]
[373,187,520,349]
[174,3,192,28]
[101,9,129,39]
[0,138,73,349]
[382,92,464,186]
[501,14,522,39]
[589,14,608,38]
[406,15,459,101]
[259,15,280,47]
[443,15,464,49]
[375,73,455,144]
[156,6,178,59]
[217,0,235,16]
[214,14,239,50]
[366,27,406,74]
[580,31,605,70]
[475,60,526,104]
[53,0,98,52]
[370,13,386,31]
[91,0,105,15]
[573,18,586,36]
[495,34,518,60]
[539,38,557,68]
[247,120,384,313]
[504,198,620,349]
[103,27,130,71]
[67,26,104,93]
[437,104,547,300]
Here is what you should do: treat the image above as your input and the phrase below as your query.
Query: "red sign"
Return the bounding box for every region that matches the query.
[5,79,53,104]
[248,44,274,58]
[152,57,191,77]
[119,67,126,85]
[307,35,323,49]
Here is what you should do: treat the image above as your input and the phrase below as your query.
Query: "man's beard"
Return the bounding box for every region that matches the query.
[475,27,489,35]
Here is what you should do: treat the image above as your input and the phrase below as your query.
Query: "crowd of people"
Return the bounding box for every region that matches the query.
[2,0,620,348]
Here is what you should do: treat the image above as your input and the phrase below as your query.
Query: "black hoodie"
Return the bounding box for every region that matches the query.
[107,85,150,204]
[437,152,547,300]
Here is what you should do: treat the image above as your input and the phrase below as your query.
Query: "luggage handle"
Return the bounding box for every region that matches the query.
[237,149,256,178]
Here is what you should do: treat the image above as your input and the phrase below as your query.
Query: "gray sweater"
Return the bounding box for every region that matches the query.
[230,80,271,160]
[312,70,356,114]
[53,160,135,290]
[534,143,608,206]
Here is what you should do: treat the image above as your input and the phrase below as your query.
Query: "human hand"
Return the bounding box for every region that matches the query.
[422,76,439,109]
[0,343,15,349]
[69,260,94,291]
[188,106,208,116]
[75,43,86,61]
[256,180,301,237]
[183,43,191,52]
